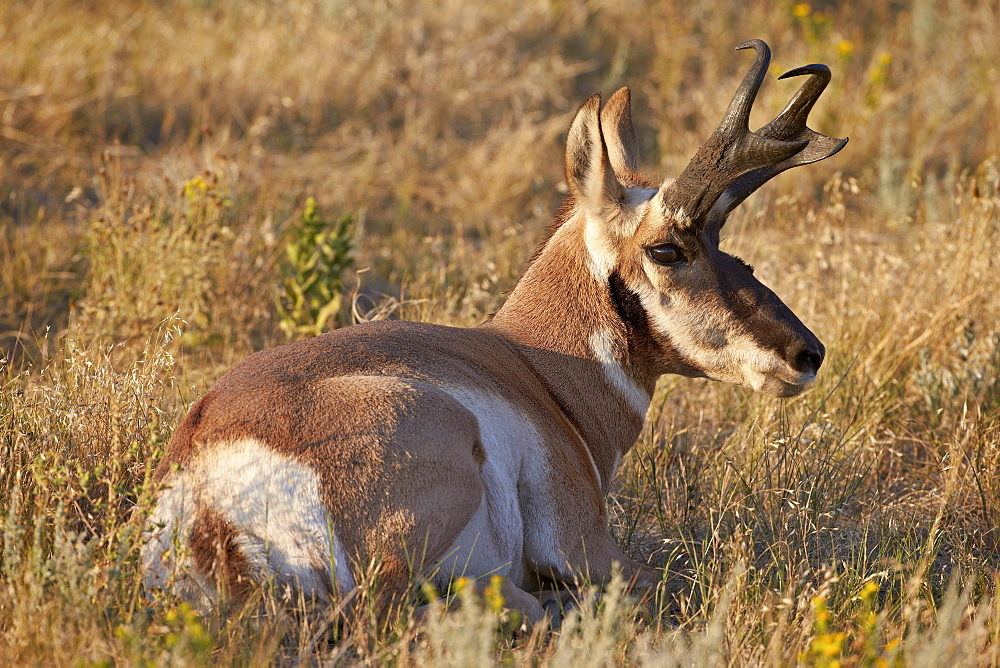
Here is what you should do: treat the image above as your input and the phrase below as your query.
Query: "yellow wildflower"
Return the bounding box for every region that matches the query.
[812,631,846,657]
[484,574,506,612]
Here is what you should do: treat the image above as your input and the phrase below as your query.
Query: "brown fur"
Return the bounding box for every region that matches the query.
[155,323,617,593]
[189,507,254,602]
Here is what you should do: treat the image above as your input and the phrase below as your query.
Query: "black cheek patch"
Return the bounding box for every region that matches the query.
[608,271,651,337]
[608,271,706,378]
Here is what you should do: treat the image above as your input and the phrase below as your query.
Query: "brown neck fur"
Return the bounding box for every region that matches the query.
[480,205,658,487]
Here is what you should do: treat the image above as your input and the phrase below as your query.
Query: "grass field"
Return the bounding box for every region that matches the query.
[2,0,1000,664]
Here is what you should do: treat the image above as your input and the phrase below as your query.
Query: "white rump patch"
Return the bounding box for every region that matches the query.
[142,438,354,604]
[142,477,206,604]
[588,328,651,418]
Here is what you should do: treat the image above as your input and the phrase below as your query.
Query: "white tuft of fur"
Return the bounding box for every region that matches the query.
[436,385,566,587]
[588,328,651,419]
[584,212,619,281]
[142,438,355,605]
[662,206,691,225]
[625,187,658,207]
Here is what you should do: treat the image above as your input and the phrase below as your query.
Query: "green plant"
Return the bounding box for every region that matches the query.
[276,198,355,340]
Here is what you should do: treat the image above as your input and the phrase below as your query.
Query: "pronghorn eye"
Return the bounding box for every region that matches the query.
[647,243,685,265]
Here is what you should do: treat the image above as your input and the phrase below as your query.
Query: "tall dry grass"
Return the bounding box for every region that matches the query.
[2,0,1000,663]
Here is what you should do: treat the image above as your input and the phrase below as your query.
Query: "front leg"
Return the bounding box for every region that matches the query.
[531,529,687,625]
[530,529,659,589]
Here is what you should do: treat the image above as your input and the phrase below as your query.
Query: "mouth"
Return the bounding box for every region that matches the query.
[760,376,810,398]
[708,363,817,397]
[776,380,807,397]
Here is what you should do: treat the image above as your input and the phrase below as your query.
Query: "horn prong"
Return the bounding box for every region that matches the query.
[719,39,771,133]
[660,41,846,227]
[704,64,848,228]
[778,63,832,81]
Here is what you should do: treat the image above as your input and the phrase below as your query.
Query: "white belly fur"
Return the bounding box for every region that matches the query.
[432,385,560,590]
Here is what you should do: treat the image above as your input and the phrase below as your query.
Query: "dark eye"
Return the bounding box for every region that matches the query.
[647,243,686,265]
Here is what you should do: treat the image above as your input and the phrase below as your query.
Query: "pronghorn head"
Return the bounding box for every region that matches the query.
[566,40,846,397]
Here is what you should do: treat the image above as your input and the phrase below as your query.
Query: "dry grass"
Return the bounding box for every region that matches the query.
[2,0,1000,664]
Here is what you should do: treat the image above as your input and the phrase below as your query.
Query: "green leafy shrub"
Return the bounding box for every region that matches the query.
[276,198,354,340]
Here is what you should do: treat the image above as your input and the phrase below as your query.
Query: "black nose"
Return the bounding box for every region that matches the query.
[794,346,825,374]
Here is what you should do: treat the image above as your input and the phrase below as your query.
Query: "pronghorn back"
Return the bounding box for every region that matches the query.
[142,39,846,625]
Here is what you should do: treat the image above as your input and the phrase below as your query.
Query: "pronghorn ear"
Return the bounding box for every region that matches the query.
[565,94,627,221]
[600,87,639,178]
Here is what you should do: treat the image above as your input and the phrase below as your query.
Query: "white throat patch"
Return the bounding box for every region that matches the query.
[588,328,651,418]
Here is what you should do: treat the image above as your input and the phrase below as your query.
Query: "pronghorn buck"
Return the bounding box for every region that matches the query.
[142,39,846,624]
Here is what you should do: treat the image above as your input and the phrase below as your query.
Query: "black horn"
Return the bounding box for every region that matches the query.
[659,40,846,229]
[704,63,849,233]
